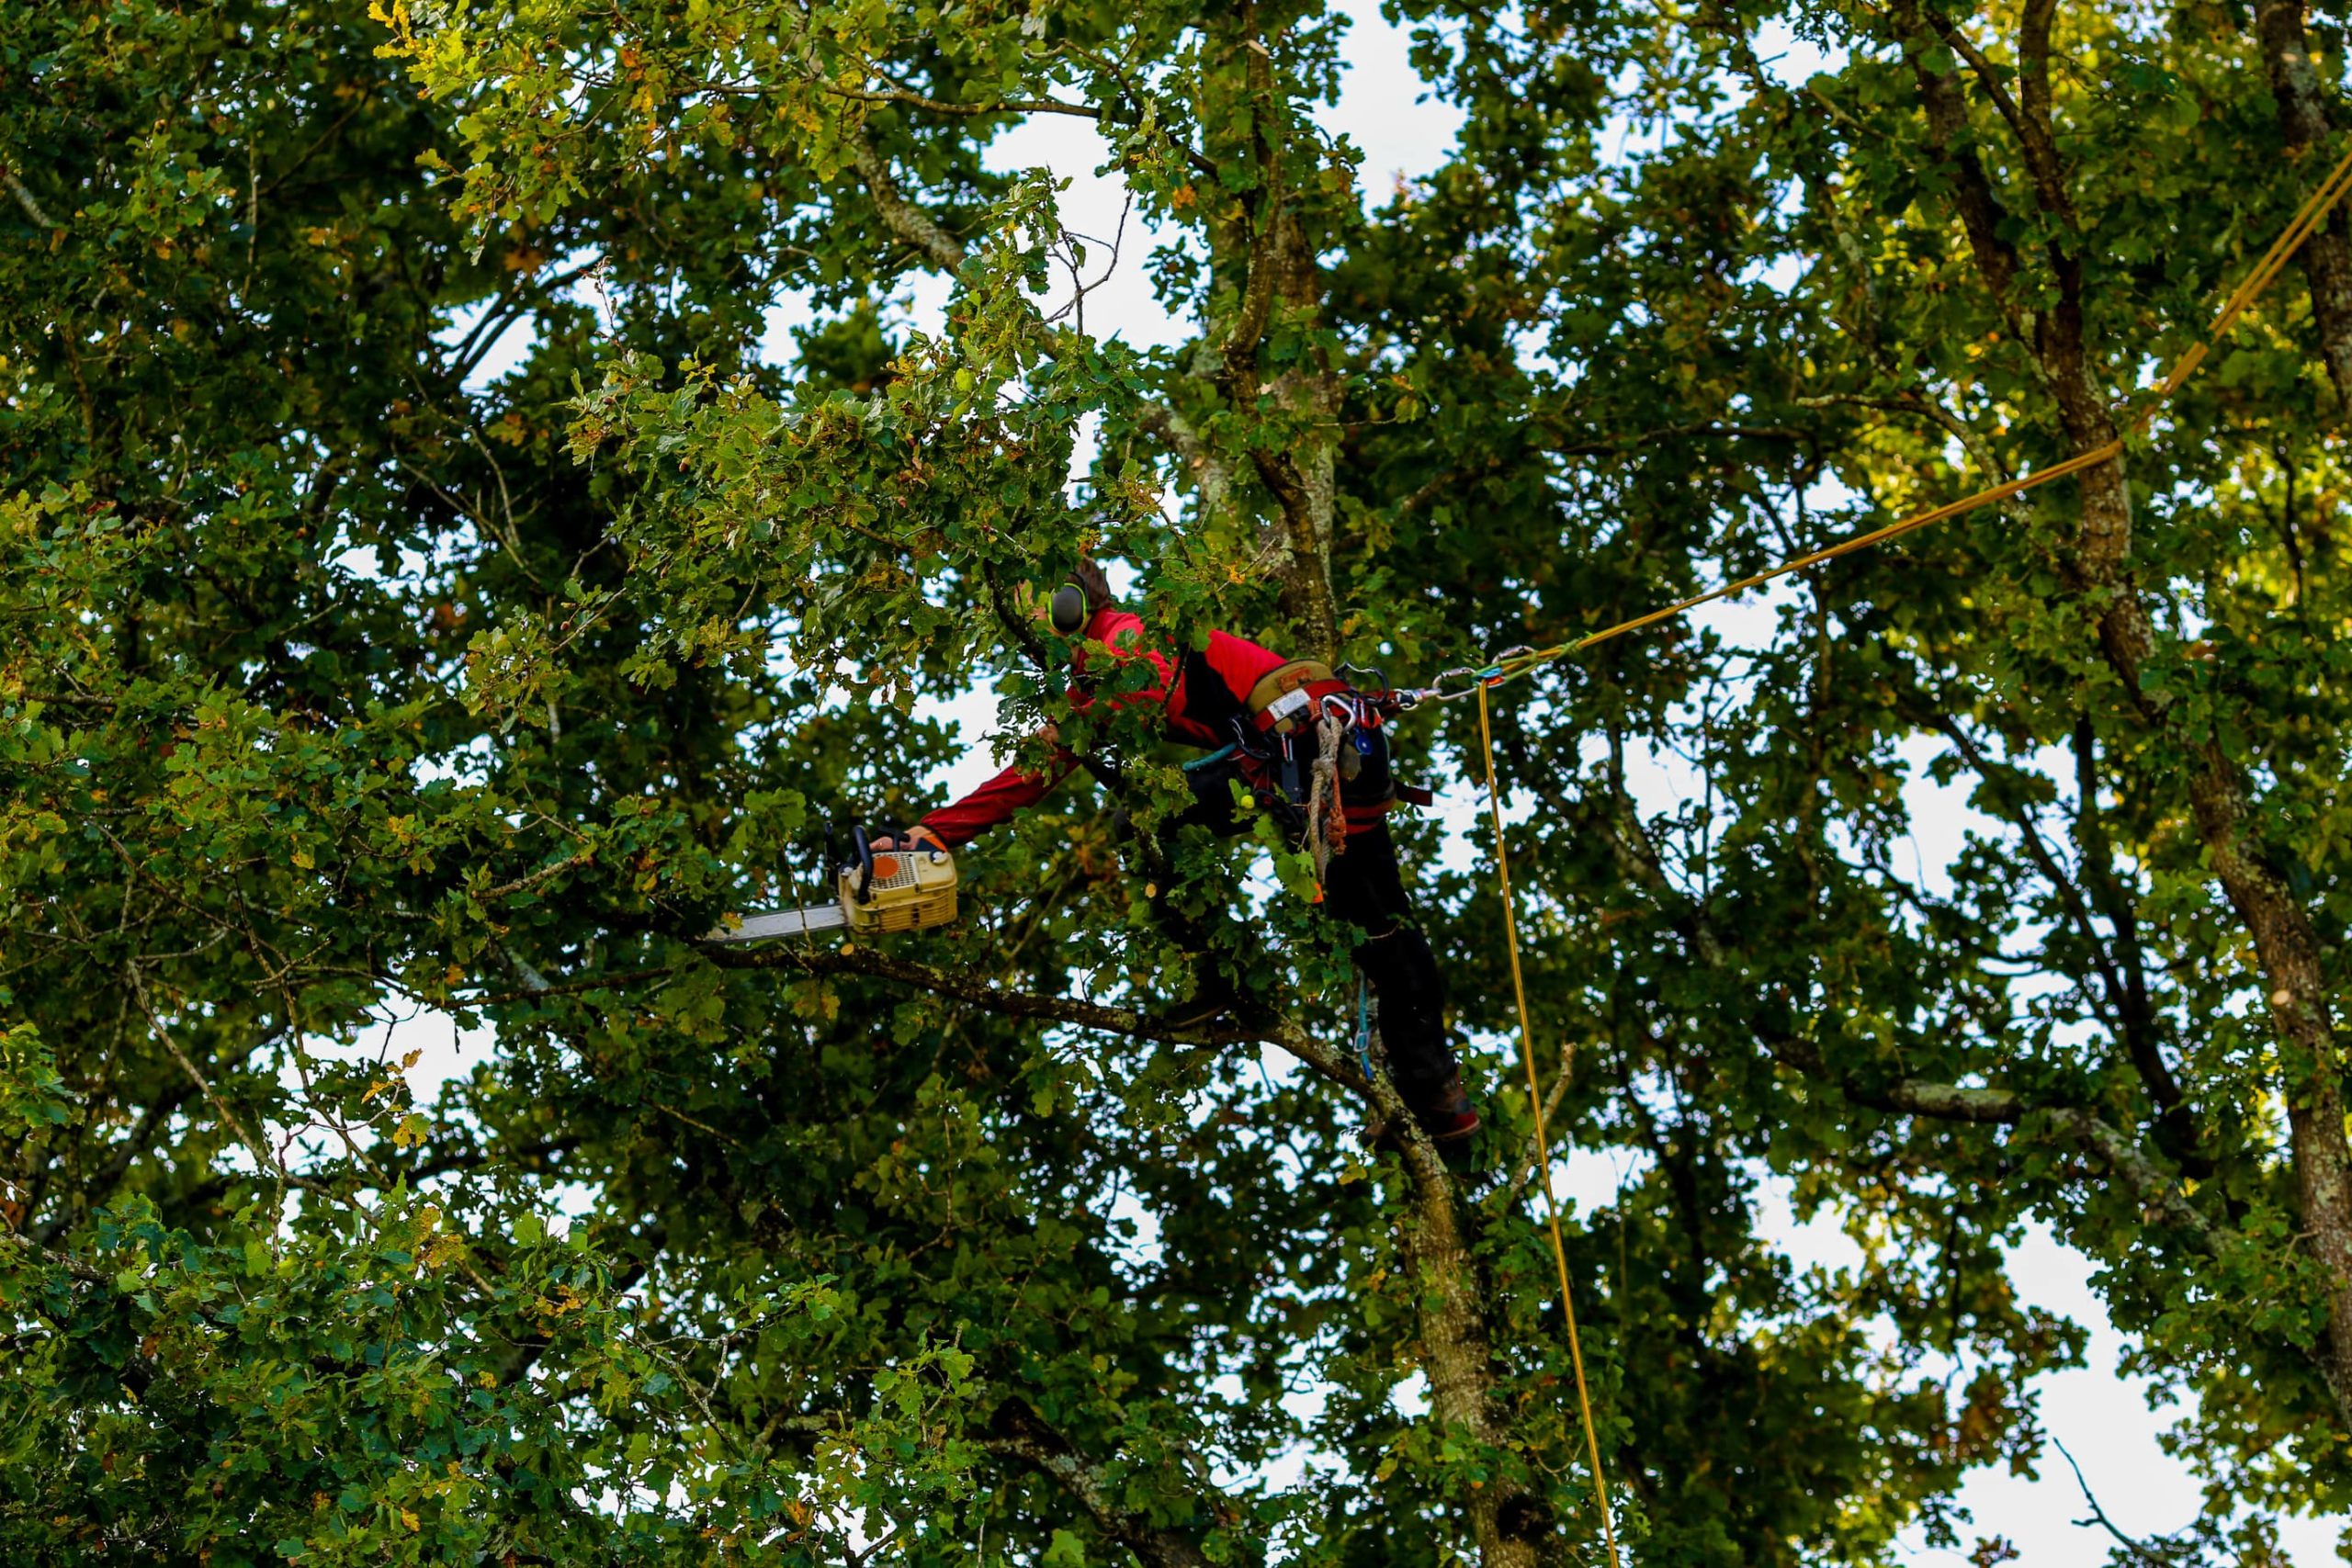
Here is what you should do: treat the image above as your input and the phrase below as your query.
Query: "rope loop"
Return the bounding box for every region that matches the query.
[1304,712,1350,883]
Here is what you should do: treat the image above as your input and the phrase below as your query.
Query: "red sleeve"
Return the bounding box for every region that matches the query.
[920,608,1177,848]
[1197,627,1288,705]
[1077,607,1178,715]
[920,750,1080,847]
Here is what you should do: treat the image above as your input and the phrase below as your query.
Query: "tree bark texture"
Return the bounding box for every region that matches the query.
[1397,1124,1560,1568]
[2255,0,2352,410]
[1204,7,1341,663]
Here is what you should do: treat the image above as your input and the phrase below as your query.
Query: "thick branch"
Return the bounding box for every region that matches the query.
[2044,1109,2213,1247]
[1927,9,2077,239]
[982,1405,1235,1568]
[1895,2,2032,344]
[2256,0,2352,407]
[827,85,1102,120]
[6,168,60,231]
[712,940,1250,1043]
[701,937,1371,1100]
[847,128,967,272]
[1535,420,1815,461]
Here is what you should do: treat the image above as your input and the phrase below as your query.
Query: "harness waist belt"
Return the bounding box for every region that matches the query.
[1245,660,1341,736]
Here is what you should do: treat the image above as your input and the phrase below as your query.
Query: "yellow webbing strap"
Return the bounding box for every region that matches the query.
[1477,680,1621,1568]
[1455,141,2352,688]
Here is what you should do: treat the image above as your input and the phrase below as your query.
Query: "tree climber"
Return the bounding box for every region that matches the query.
[875,561,1483,1149]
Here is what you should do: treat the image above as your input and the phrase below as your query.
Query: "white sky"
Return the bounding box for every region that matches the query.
[418,5,2342,1559]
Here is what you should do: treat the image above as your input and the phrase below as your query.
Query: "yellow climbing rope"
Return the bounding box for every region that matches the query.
[1477,680,1622,1568]
[1449,142,2352,1559]
[1405,141,2352,703]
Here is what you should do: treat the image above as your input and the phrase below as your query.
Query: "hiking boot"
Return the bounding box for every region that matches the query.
[1357,1073,1484,1165]
[1408,1069,1483,1145]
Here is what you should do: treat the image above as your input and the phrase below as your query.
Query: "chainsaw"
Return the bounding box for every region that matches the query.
[704,826,958,944]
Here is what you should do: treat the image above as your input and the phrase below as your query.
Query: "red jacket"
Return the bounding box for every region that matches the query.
[919,604,1290,847]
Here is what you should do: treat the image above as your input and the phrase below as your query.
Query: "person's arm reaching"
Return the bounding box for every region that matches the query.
[882,594,1177,852]
[910,734,1079,849]
[1080,606,1177,709]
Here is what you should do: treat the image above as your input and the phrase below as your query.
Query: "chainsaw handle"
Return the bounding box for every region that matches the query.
[848,824,876,904]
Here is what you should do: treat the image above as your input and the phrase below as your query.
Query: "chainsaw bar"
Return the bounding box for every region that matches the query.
[705,829,958,946]
[705,903,850,943]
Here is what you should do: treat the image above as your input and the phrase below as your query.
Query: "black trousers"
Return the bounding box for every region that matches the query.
[1161,769,1462,1106]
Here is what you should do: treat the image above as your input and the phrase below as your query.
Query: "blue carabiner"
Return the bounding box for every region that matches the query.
[1351,975,1374,1077]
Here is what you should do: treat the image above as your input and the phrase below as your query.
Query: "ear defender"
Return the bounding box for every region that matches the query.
[1049,581,1089,637]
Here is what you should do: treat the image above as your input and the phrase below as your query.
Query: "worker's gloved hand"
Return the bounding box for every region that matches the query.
[869,825,946,855]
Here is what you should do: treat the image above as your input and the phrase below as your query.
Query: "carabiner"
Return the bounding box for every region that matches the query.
[1434,666,1479,701]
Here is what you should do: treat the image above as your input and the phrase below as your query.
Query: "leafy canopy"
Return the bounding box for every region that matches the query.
[4,0,2351,1564]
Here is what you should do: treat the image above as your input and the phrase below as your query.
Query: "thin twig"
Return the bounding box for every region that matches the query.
[1505,1058,1578,1204]
[124,963,282,1182]
[2053,1437,2169,1562]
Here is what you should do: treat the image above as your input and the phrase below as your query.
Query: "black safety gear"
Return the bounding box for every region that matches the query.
[1049,558,1115,636]
[1152,767,1462,1122]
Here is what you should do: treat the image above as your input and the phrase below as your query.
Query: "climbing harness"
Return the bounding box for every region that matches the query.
[1220,660,1430,852]
[1377,142,2352,1568]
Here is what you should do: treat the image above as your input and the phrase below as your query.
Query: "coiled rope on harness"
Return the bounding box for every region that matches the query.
[1303,713,1351,883]
[1417,142,2352,1566]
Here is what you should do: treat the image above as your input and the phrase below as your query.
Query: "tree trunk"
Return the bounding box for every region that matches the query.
[2183,762,2352,1412]
[1396,1124,1559,1567]
[2070,228,2352,1453]
[2255,0,2352,410]
[1201,7,1341,662]
[1901,8,2352,1431]
[1260,205,1342,662]
[2061,272,2352,1438]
